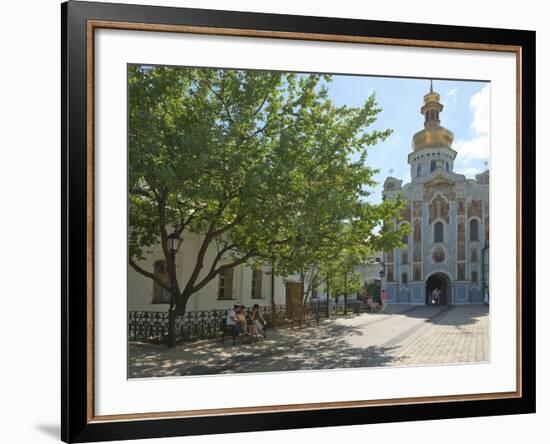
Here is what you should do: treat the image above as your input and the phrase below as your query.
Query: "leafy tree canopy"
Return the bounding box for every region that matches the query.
[128,65,406,313]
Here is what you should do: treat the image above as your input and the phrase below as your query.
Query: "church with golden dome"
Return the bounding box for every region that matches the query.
[382,81,489,305]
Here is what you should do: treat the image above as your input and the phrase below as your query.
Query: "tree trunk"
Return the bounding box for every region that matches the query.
[174,292,190,316]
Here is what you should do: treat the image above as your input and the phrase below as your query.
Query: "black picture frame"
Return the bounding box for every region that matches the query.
[62,1,536,442]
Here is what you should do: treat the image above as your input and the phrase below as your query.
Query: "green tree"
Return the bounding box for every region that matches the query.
[274,208,408,303]
[321,246,366,307]
[128,65,403,315]
[364,281,382,302]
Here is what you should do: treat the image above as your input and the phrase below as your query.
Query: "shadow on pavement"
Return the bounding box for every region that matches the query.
[387,304,489,327]
[129,320,399,377]
[129,304,489,378]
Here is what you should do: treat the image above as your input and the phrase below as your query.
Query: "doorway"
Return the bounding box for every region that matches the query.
[426,272,451,305]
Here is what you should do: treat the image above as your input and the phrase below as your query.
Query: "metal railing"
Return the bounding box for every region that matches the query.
[128,300,364,344]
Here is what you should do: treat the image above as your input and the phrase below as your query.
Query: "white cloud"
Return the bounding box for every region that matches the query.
[456,166,481,177]
[454,134,490,161]
[454,84,490,162]
[446,88,458,102]
[470,84,490,135]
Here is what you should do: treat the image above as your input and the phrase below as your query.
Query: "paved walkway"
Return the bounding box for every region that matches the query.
[128,304,489,378]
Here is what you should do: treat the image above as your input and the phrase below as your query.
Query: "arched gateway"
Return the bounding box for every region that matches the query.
[426,272,451,305]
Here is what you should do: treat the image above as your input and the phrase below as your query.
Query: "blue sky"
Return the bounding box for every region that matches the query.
[325,75,490,204]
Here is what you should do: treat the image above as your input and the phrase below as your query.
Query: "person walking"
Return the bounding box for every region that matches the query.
[380,289,388,313]
[431,287,440,304]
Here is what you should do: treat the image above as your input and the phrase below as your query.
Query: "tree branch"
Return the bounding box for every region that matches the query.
[129,257,171,292]
[191,249,257,295]
[201,79,234,123]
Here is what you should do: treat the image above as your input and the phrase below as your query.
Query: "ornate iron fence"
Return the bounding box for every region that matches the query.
[128,301,336,344]
[128,311,169,344]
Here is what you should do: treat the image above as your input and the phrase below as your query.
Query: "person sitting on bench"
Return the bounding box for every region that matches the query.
[250,304,266,338]
[226,304,242,337]
[236,305,249,336]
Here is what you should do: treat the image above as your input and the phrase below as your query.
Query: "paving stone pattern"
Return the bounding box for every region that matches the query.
[128,304,489,378]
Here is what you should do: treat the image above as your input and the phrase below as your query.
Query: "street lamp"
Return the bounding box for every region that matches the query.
[379,261,386,304]
[343,270,348,315]
[167,230,180,257]
[326,271,330,319]
[167,229,180,348]
[379,261,386,279]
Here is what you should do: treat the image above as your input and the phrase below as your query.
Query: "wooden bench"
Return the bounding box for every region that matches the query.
[220,319,245,344]
[220,318,259,344]
[290,307,320,329]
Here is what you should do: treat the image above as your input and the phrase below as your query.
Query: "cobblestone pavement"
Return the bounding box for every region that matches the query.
[391,305,489,365]
[128,304,489,378]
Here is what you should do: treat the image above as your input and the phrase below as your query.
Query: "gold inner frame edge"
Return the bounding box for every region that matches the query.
[85,19,523,423]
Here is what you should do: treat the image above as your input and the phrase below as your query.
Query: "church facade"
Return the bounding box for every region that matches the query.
[382,83,489,305]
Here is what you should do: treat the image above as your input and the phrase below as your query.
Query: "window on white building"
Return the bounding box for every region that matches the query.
[152,260,170,304]
[251,269,263,299]
[218,268,234,300]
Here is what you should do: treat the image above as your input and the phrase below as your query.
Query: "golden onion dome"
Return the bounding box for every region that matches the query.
[412,82,455,151]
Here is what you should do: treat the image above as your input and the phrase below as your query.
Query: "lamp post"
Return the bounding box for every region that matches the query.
[167,230,180,349]
[326,271,330,319]
[379,261,386,303]
[343,271,348,315]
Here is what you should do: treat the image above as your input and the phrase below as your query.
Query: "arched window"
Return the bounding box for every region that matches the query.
[152,260,170,304]
[434,221,444,243]
[251,269,263,299]
[430,160,436,172]
[417,163,422,177]
[218,268,234,300]
[445,161,449,172]
[470,219,479,241]
[402,273,408,284]
[401,230,409,264]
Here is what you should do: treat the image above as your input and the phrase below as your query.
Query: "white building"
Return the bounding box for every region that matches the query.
[128,230,287,312]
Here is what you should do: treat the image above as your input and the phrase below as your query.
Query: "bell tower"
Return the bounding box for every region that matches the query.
[408,80,457,181]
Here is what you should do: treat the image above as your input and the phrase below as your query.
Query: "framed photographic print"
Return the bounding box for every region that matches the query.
[61,1,536,442]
